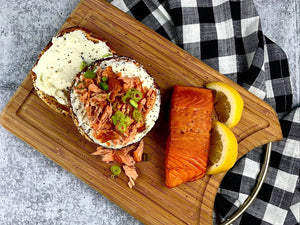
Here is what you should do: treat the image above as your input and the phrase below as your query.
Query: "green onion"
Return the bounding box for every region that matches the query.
[130,89,142,102]
[122,90,132,103]
[99,82,109,91]
[142,153,148,161]
[110,165,121,178]
[102,53,113,58]
[133,109,142,122]
[111,111,131,133]
[117,123,127,133]
[122,94,129,103]
[114,111,125,123]
[80,61,88,70]
[129,99,138,109]
[123,116,132,126]
[84,70,96,79]
[102,76,108,83]
[122,88,142,105]
[122,89,133,102]
[111,115,117,125]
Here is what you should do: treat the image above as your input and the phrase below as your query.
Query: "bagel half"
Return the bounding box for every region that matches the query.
[31,27,115,115]
[68,56,161,149]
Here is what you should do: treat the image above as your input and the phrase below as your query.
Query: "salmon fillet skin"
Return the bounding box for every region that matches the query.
[165,85,214,188]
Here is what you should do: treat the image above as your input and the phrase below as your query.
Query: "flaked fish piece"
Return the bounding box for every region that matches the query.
[123,165,139,189]
[91,141,144,188]
[133,140,144,162]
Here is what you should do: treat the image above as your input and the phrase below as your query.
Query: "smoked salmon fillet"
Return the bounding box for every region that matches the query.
[165,85,214,188]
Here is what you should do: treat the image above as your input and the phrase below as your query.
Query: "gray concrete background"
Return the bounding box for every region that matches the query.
[0,1,299,224]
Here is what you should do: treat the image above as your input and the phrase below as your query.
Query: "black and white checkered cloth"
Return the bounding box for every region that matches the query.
[107,0,300,224]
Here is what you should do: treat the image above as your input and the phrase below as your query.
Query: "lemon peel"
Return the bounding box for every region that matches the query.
[206,121,238,175]
[206,81,244,128]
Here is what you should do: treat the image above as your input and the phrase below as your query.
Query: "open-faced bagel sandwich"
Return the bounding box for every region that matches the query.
[68,56,161,149]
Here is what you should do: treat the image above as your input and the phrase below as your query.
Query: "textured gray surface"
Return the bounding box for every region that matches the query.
[0,0,299,224]
[253,0,300,106]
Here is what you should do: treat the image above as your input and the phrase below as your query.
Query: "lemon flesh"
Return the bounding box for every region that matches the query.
[206,121,238,175]
[206,82,244,128]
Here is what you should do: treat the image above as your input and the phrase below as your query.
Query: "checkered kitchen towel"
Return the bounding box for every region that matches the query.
[107,0,300,224]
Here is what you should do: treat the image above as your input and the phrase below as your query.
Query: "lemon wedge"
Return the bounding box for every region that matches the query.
[206,121,238,175]
[206,81,244,128]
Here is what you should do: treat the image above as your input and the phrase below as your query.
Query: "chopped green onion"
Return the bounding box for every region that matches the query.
[129,99,138,109]
[110,165,121,178]
[117,123,127,133]
[114,111,125,122]
[84,70,96,79]
[122,88,143,105]
[122,94,130,103]
[133,109,142,122]
[130,89,142,102]
[123,89,133,101]
[76,81,86,89]
[102,53,113,58]
[123,116,132,126]
[142,153,148,161]
[102,76,108,83]
[122,90,132,103]
[111,111,131,133]
[80,61,88,70]
[111,115,117,125]
[99,82,109,91]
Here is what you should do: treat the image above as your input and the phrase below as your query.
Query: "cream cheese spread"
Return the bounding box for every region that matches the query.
[32,30,112,105]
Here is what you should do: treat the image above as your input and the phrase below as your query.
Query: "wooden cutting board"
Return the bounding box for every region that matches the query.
[0,0,282,224]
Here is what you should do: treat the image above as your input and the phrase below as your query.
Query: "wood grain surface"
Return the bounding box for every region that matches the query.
[0,0,282,224]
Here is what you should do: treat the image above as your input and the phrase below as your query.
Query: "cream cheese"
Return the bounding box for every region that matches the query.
[32,30,112,105]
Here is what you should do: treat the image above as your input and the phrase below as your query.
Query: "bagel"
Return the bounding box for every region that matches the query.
[31,27,115,115]
[68,56,161,149]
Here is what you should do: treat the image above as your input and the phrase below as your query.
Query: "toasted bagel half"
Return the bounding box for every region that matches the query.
[68,56,161,149]
[31,27,115,115]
